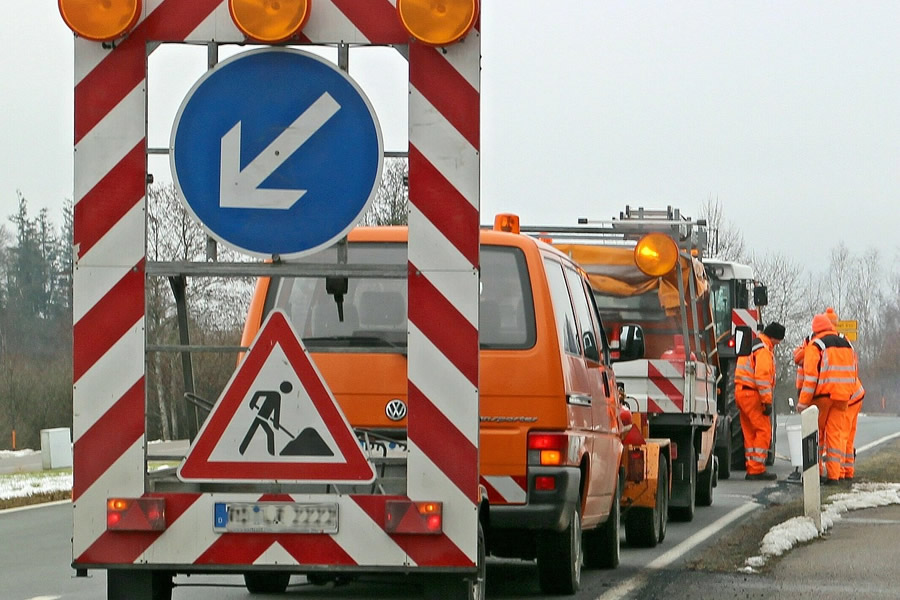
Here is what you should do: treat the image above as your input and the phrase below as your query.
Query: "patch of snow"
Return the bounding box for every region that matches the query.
[0,449,39,459]
[0,471,72,500]
[744,482,900,570]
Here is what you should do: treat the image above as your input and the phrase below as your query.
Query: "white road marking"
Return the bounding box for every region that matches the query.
[594,501,759,600]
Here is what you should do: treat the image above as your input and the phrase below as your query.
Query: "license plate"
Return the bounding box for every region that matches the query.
[214,502,339,534]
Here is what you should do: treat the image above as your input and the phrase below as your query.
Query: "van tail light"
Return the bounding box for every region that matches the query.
[626,449,645,483]
[385,500,443,534]
[528,432,571,466]
[107,498,166,531]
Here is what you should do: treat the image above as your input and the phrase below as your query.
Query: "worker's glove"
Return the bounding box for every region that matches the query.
[796,403,810,413]
[762,403,772,416]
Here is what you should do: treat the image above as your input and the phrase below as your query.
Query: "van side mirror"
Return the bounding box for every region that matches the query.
[734,325,754,356]
[615,324,645,362]
[753,285,768,307]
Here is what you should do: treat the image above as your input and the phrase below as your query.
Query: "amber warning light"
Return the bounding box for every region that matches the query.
[58,0,142,42]
[397,0,479,46]
[229,0,311,43]
[634,232,678,277]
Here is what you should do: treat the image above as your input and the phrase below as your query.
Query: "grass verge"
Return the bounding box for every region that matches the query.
[686,436,900,573]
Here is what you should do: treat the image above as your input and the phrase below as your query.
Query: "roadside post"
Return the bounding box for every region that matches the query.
[800,405,822,532]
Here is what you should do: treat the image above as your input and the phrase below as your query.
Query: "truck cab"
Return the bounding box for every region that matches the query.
[241,223,633,594]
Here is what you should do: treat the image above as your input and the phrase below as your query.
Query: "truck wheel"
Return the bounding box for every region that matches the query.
[424,524,485,600]
[585,481,620,568]
[107,569,173,600]
[624,455,666,548]
[537,503,582,594]
[696,452,714,507]
[244,572,291,594]
[657,457,669,544]
[669,441,696,522]
[715,418,732,480]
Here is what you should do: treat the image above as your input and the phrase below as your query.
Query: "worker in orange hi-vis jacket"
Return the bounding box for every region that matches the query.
[843,378,865,480]
[797,313,858,485]
[735,321,785,480]
[793,335,809,398]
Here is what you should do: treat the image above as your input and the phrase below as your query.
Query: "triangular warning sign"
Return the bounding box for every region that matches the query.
[178,309,376,483]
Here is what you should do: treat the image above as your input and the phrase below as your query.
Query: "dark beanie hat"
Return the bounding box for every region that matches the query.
[763,322,786,340]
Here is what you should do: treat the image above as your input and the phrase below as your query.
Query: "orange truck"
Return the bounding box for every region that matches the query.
[241,219,643,595]
[524,206,722,524]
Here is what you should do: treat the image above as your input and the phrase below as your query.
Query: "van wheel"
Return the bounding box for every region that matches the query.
[537,503,582,594]
[696,453,715,507]
[244,572,290,594]
[585,482,620,568]
[625,455,667,548]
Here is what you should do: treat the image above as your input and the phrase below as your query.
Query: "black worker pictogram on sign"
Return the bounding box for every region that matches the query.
[178,309,375,484]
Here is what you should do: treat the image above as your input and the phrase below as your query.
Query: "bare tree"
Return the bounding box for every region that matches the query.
[362,158,408,226]
[699,196,746,261]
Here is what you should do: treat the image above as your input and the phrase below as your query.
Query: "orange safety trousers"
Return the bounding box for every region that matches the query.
[814,397,850,481]
[841,399,863,479]
[736,388,771,475]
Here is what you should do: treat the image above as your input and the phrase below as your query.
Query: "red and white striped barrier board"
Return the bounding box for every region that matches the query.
[731,308,759,334]
[612,359,717,417]
[72,0,479,571]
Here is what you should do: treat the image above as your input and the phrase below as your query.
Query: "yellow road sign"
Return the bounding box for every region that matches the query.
[836,320,858,330]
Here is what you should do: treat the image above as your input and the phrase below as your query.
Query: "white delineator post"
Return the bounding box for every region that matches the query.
[800,405,822,532]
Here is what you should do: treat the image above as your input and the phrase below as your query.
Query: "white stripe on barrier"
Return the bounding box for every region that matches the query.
[74,83,145,203]
[408,324,479,445]
[484,476,527,504]
[73,321,144,441]
[408,87,479,207]
[407,206,477,280]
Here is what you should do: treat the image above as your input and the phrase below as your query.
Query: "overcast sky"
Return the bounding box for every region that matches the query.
[3,2,900,269]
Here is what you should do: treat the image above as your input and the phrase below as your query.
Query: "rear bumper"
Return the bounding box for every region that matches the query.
[488,466,580,532]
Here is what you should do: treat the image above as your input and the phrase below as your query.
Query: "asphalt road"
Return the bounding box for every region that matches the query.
[2,415,898,600]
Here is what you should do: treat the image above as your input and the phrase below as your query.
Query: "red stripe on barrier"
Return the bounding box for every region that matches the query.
[72,379,144,500]
[352,496,472,567]
[409,43,479,150]
[648,363,684,411]
[73,261,144,382]
[331,0,408,44]
[407,262,477,386]
[479,477,502,504]
[408,146,479,267]
[73,142,144,258]
[74,0,221,144]
[408,382,478,501]
[75,493,202,564]
[195,533,355,566]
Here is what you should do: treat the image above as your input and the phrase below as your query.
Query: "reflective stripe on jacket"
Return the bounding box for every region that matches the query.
[799,332,858,405]
[735,333,776,405]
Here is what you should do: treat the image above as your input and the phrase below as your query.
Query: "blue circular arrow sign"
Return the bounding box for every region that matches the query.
[171,48,383,258]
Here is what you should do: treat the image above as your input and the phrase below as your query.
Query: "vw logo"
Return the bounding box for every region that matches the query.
[385,399,407,421]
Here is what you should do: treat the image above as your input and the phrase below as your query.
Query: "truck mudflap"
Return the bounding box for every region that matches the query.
[622,440,669,510]
[488,467,580,532]
[612,359,717,416]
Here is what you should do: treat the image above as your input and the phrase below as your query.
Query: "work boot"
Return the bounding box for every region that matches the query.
[746,471,778,481]
[820,476,840,486]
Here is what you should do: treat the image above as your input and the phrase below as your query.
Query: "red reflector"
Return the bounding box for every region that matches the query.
[107,498,166,531]
[385,500,443,534]
[534,475,556,491]
[728,338,735,348]
[670,442,678,461]
[528,433,567,450]
[627,449,645,483]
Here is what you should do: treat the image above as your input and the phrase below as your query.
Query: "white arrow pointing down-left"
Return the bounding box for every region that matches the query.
[219,92,341,210]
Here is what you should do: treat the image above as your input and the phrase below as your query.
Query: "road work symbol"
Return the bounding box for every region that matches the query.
[178,310,375,484]
[239,381,334,457]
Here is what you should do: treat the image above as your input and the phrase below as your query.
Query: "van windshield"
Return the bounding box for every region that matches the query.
[268,242,536,351]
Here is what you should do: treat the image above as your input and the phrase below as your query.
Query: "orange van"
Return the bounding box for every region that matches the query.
[241,225,638,595]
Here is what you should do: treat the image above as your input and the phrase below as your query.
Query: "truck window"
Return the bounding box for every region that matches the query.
[543,258,581,355]
[563,266,602,363]
[710,280,732,338]
[268,242,536,351]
